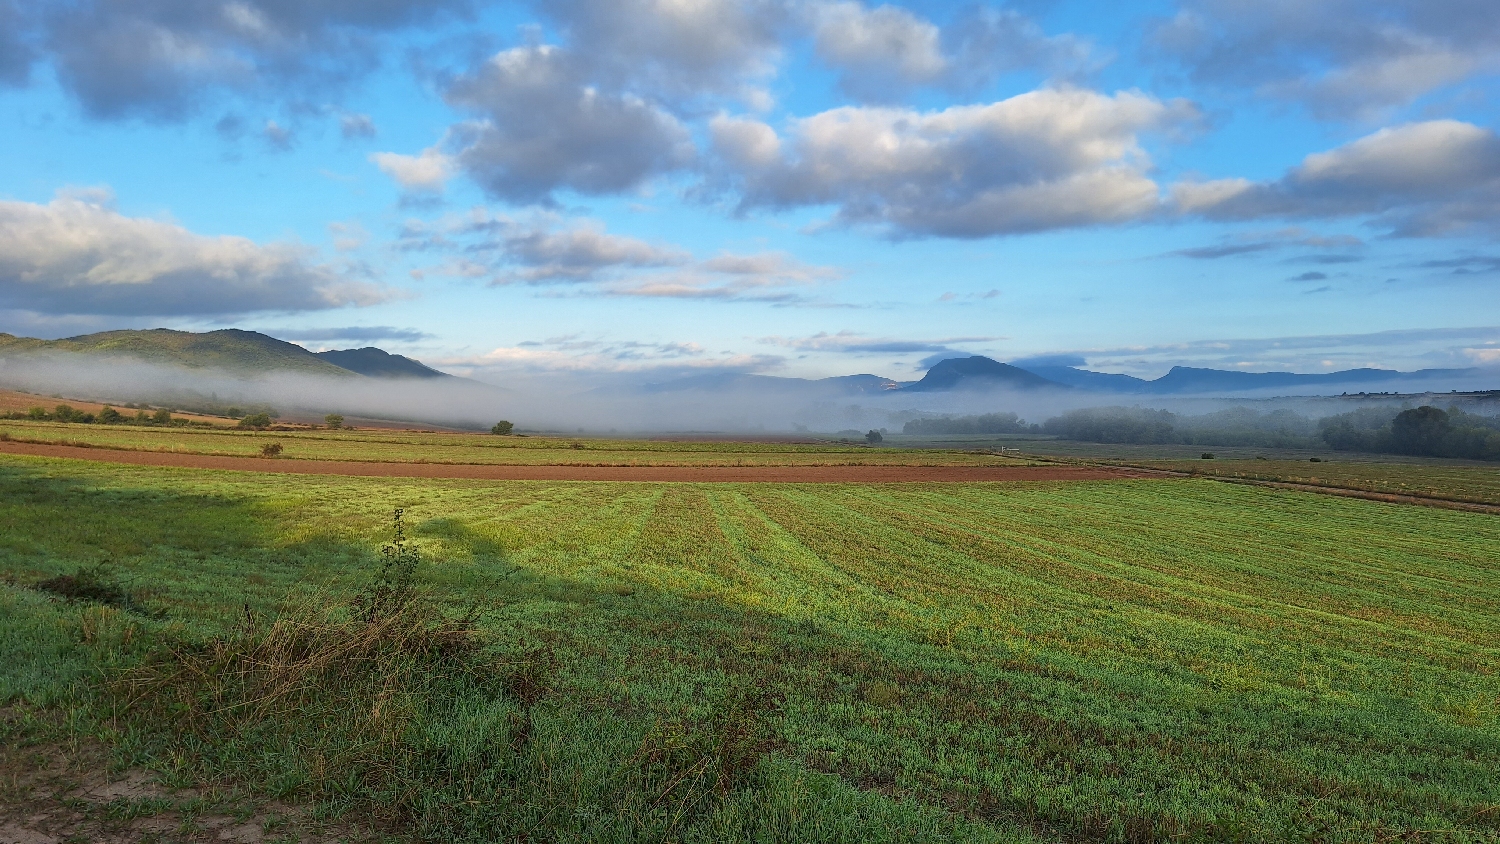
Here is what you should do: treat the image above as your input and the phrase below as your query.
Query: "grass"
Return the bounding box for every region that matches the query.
[0,453,1497,841]
[0,419,1037,466]
[1121,458,1500,506]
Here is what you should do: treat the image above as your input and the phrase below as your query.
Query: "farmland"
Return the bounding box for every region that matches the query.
[1,450,1497,842]
[0,419,1035,467]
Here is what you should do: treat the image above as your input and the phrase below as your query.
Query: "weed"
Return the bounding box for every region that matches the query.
[33,565,156,617]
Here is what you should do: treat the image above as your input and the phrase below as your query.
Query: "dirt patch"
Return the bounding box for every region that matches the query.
[0,440,1153,483]
[0,711,368,843]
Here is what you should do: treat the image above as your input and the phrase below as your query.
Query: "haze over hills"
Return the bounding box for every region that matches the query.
[314,347,449,379]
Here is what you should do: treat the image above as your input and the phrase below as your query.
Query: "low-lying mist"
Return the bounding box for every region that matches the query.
[0,352,1496,437]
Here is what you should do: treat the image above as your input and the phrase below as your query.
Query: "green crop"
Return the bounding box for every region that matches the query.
[0,454,1496,842]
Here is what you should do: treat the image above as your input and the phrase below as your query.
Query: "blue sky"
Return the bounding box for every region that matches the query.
[1,0,1497,384]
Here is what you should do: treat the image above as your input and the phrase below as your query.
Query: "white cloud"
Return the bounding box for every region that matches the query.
[1172,120,1500,236]
[0,191,389,316]
[713,87,1196,237]
[440,45,696,204]
[1153,0,1500,120]
[36,0,471,120]
[759,330,1000,353]
[813,2,946,96]
[370,148,456,193]
[810,2,1096,101]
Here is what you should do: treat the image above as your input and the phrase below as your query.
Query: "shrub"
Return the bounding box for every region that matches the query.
[260,443,283,458]
[865,429,883,444]
[1201,453,1214,459]
[26,406,47,420]
[239,413,272,429]
[152,408,173,425]
[98,406,122,424]
[325,413,344,429]
[491,420,514,436]
[226,406,243,418]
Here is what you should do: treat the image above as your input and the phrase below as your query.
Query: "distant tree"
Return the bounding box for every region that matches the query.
[27,406,47,420]
[152,408,174,425]
[491,420,514,436]
[325,414,345,429]
[54,404,86,423]
[865,429,883,444]
[1390,406,1450,455]
[260,443,283,457]
[239,413,272,429]
[226,407,243,418]
[98,406,122,424]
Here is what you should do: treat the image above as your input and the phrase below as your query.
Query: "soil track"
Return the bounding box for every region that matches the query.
[0,440,1149,483]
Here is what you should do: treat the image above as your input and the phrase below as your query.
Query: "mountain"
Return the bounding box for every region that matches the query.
[0,328,353,376]
[315,347,449,379]
[1013,365,1149,392]
[1009,361,1485,395]
[900,356,1064,392]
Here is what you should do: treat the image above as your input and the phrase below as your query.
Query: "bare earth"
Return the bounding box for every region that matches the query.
[0,440,1148,483]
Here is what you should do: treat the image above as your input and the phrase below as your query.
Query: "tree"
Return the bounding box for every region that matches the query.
[1390,406,1450,455]
[26,406,46,420]
[865,429,883,444]
[152,408,174,425]
[325,414,345,429]
[238,413,272,429]
[491,420,514,436]
[98,406,122,424]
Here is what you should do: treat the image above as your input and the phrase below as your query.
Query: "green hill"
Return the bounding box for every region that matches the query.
[0,329,355,377]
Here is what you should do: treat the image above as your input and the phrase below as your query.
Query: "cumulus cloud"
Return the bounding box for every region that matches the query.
[1173,120,1500,236]
[433,45,696,204]
[370,148,456,194]
[530,0,786,106]
[713,87,1196,238]
[0,191,389,316]
[1153,0,1500,119]
[812,2,1095,101]
[37,0,471,120]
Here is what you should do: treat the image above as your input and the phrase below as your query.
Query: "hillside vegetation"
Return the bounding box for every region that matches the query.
[0,328,353,376]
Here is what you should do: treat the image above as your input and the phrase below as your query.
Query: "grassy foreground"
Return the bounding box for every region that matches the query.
[1,454,1497,842]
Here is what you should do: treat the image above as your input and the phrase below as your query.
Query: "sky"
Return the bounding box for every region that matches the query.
[0,0,1498,386]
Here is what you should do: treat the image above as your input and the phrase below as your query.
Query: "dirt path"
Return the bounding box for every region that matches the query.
[0,440,1152,483]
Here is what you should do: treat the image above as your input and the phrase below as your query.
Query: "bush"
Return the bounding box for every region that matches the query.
[491,420,514,436]
[260,443,283,458]
[27,406,47,420]
[325,414,344,429]
[152,408,173,425]
[98,406,122,424]
[865,429,883,444]
[239,413,272,430]
[1201,453,1214,459]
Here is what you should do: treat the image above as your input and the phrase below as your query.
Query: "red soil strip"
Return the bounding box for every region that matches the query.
[0,440,1150,483]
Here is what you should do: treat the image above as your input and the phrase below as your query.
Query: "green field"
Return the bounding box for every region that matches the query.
[2,452,1497,842]
[0,419,1033,466]
[1127,458,1500,506]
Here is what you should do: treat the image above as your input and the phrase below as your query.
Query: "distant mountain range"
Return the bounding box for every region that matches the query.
[635,354,1489,396]
[0,329,450,379]
[0,330,1489,397]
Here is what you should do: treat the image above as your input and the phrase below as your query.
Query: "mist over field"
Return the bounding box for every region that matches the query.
[2,351,1496,434]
